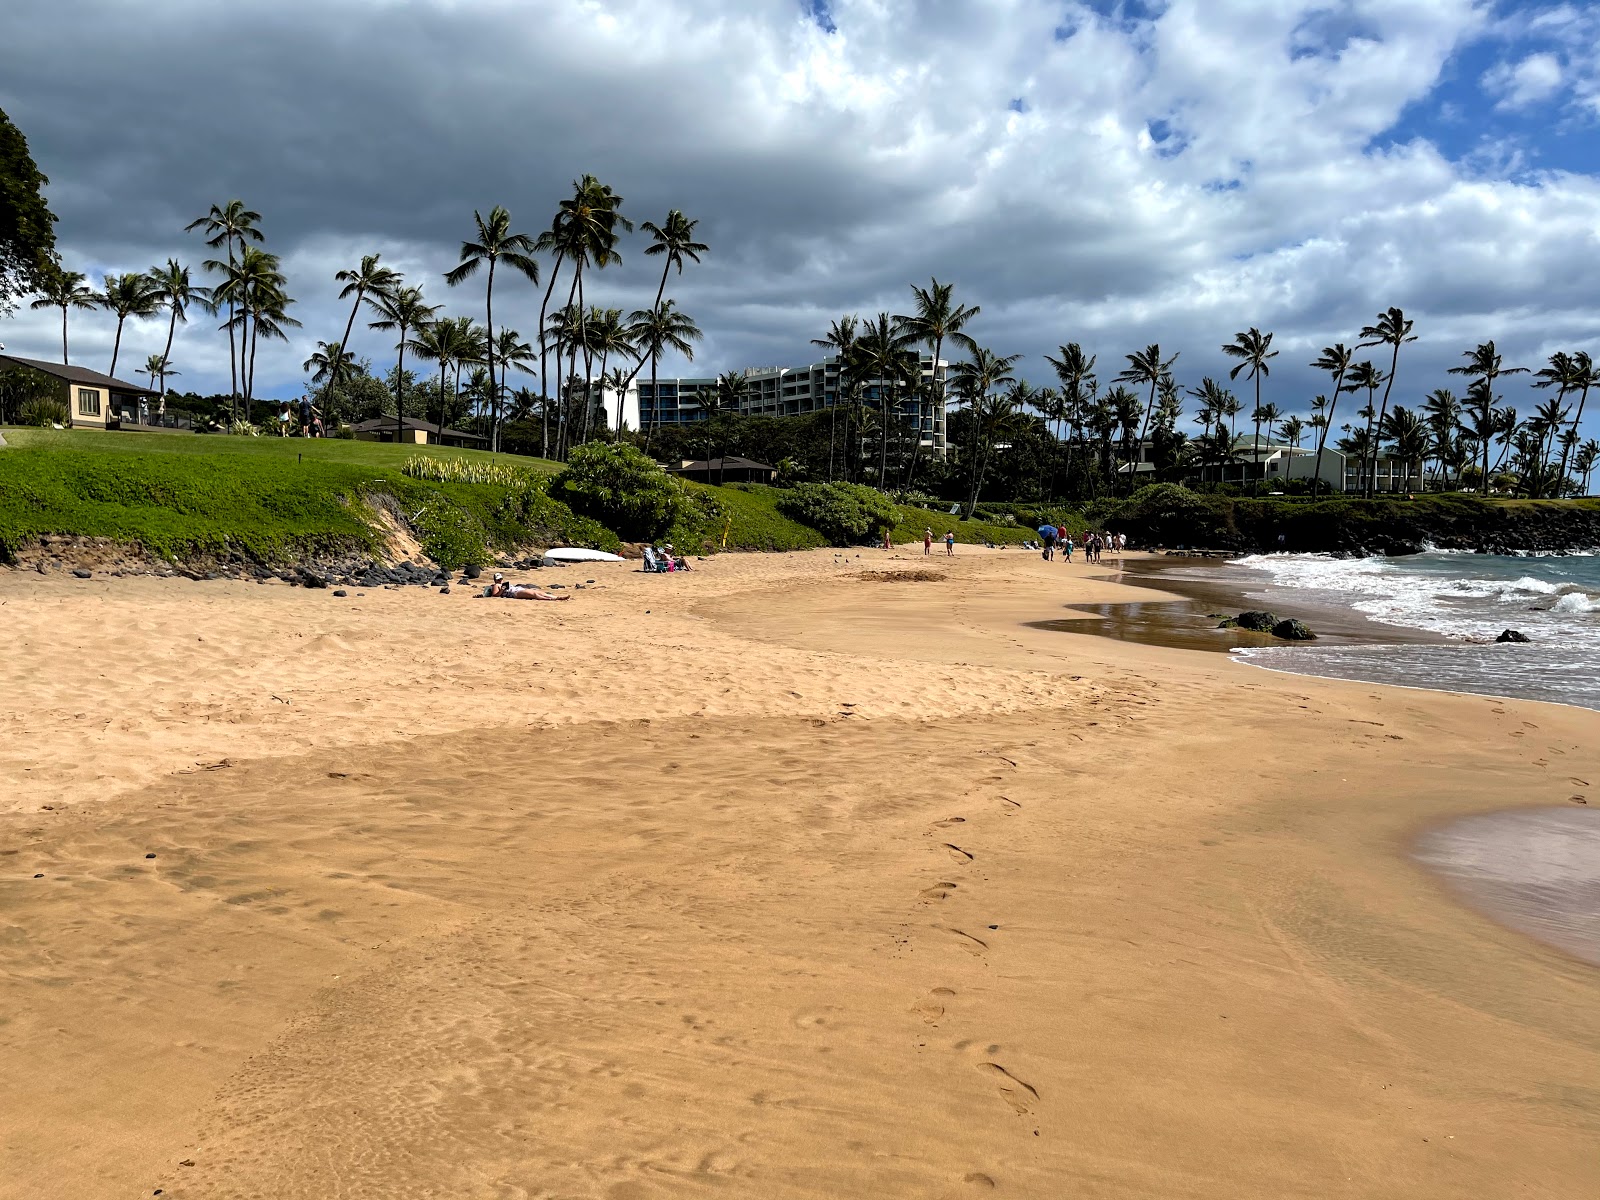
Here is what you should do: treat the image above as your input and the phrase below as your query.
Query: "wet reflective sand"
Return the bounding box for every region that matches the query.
[1415,807,1600,967]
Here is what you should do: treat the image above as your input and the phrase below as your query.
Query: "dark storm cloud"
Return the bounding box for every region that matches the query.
[1,0,1597,429]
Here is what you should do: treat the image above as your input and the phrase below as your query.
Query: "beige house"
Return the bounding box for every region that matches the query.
[0,354,153,430]
[349,416,488,448]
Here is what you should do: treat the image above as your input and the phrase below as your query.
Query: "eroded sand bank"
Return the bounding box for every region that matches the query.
[2,548,1597,1199]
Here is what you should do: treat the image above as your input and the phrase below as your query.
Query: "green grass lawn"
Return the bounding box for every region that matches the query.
[0,426,587,565]
[0,426,562,473]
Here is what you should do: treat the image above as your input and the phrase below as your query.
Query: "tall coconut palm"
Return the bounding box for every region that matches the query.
[638,210,707,413]
[949,346,1021,515]
[1220,329,1277,494]
[856,311,913,487]
[409,319,467,439]
[1448,341,1527,496]
[1045,342,1097,487]
[138,354,175,400]
[1339,361,1382,492]
[331,254,400,402]
[1280,415,1305,465]
[493,328,536,423]
[584,307,636,438]
[1422,388,1462,488]
[444,206,540,452]
[1116,344,1180,490]
[211,247,289,406]
[1355,308,1417,498]
[1541,351,1596,489]
[1575,438,1600,496]
[629,300,702,453]
[145,259,211,406]
[812,315,862,482]
[303,340,354,416]
[367,285,439,442]
[29,267,100,364]
[185,200,263,416]
[1381,406,1429,491]
[894,278,980,489]
[1309,344,1353,496]
[99,272,163,381]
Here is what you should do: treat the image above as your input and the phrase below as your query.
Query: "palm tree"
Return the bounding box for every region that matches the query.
[812,315,861,482]
[331,254,400,404]
[1380,406,1428,492]
[138,354,174,401]
[444,206,541,452]
[631,299,702,453]
[894,279,980,490]
[1448,342,1527,496]
[245,288,300,408]
[98,272,163,381]
[1309,344,1353,496]
[145,259,210,406]
[409,319,467,440]
[1280,414,1305,469]
[29,267,100,365]
[1422,388,1462,488]
[211,247,290,406]
[303,340,354,416]
[1340,361,1383,493]
[1116,344,1180,491]
[949,346,1021,515]
[1045,343,1097,489]
[367,285,440,443]
[1221,329,1277,494]
[1575,438,1600,496]
[493,328,536,434]
[1538,351,1596,489]
[185,200,263,416]
[1355,308,1417,498]
[583,307,636,438]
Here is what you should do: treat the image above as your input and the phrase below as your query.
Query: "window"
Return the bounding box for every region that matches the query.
[77,388,101,416]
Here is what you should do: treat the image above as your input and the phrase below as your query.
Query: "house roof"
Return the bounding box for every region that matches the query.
[666,456,778,472]
[0,354,151,393]
[348,416,487,442]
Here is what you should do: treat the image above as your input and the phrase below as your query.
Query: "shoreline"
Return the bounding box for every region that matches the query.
[5,547,1599,1198]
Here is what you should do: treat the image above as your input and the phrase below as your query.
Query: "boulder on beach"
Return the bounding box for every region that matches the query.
[1234,611,1278,632]
[1271,618,1316,641]
[1496,629,1531,643]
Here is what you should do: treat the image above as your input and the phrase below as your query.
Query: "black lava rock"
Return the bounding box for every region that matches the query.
[465,564,482,579]
[1271,618,1316,641]
[72,568,92,579]
[297,567,328,589]
[1234,610,1279,632]
[333,589,348,597]
[439,585,450,594]
[1496,629,1531,643]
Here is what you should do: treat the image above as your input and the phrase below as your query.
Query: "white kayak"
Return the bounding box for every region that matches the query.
[541,547,626,566]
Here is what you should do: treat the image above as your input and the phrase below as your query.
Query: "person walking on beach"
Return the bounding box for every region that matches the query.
[1063,535,1074,563]
[924,528,933,556]
[944,531,955,556]
[1037,523,1057,561]
[298,396,314,437]
[883,528,893,552]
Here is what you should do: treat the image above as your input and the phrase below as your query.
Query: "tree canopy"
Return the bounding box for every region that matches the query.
[0,107,58,315]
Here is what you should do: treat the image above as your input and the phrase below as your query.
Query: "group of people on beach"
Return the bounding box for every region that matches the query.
[642,544,691,572]
[918,528,957,556]
[1036,524,1124,563]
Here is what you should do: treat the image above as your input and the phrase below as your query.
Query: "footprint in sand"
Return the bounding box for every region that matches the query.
[977,1062,1039,1116]
[920,882,959,902]
[943,843,974,863]
[931,817,967,830]
[911,989,952,1025]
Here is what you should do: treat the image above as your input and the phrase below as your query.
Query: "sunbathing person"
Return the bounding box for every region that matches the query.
[486,577,570,601]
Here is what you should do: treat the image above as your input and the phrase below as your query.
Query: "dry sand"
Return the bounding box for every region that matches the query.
[2,548,1597,1199]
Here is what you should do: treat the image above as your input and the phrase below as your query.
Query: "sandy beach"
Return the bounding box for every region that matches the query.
[3,547,1598,1199]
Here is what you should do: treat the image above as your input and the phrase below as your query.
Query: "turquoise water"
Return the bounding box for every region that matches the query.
[1228,551,1600,710]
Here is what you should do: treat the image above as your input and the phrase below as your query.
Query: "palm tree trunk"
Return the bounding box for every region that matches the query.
[437,358,449,443]
[1560,383,1590,491]
[329,288,365,412]
[826,397,837,482]
[1367,348,1401,497]
[60,304,69,364]
[1312,368,1345,497]
[484,259,498,453]
[537,254,564,459]
[109,317,126,381]
[395,332,407,444]
[644,355,660,455]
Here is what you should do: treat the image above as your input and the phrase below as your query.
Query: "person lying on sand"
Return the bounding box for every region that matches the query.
[486,576,570,601]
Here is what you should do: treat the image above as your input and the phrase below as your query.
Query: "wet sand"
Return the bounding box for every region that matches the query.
[1028,555,1445,653]
[1416,807,1600,968]
[4,547,1600,1199]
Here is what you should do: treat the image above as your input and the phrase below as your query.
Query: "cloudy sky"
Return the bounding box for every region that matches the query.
[3,0,1598,434]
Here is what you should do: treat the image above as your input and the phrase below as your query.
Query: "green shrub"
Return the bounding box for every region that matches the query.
[17,396,69,427]
[552,441,692,541]
[776,481,898,544]
[410,497,488,570]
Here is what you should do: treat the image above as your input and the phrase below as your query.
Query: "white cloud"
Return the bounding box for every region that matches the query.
[1482,51,1565,109]
[0,0,1597,431]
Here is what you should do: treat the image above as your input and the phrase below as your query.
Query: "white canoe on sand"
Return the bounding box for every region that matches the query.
[541,547,626,566]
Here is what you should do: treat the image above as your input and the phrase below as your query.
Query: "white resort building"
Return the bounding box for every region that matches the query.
[594,354,954,457]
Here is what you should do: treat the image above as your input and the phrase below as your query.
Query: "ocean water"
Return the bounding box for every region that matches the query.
[1228,551,1600,711]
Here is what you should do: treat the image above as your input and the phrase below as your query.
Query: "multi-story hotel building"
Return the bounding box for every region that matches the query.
[596,354,953,457]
